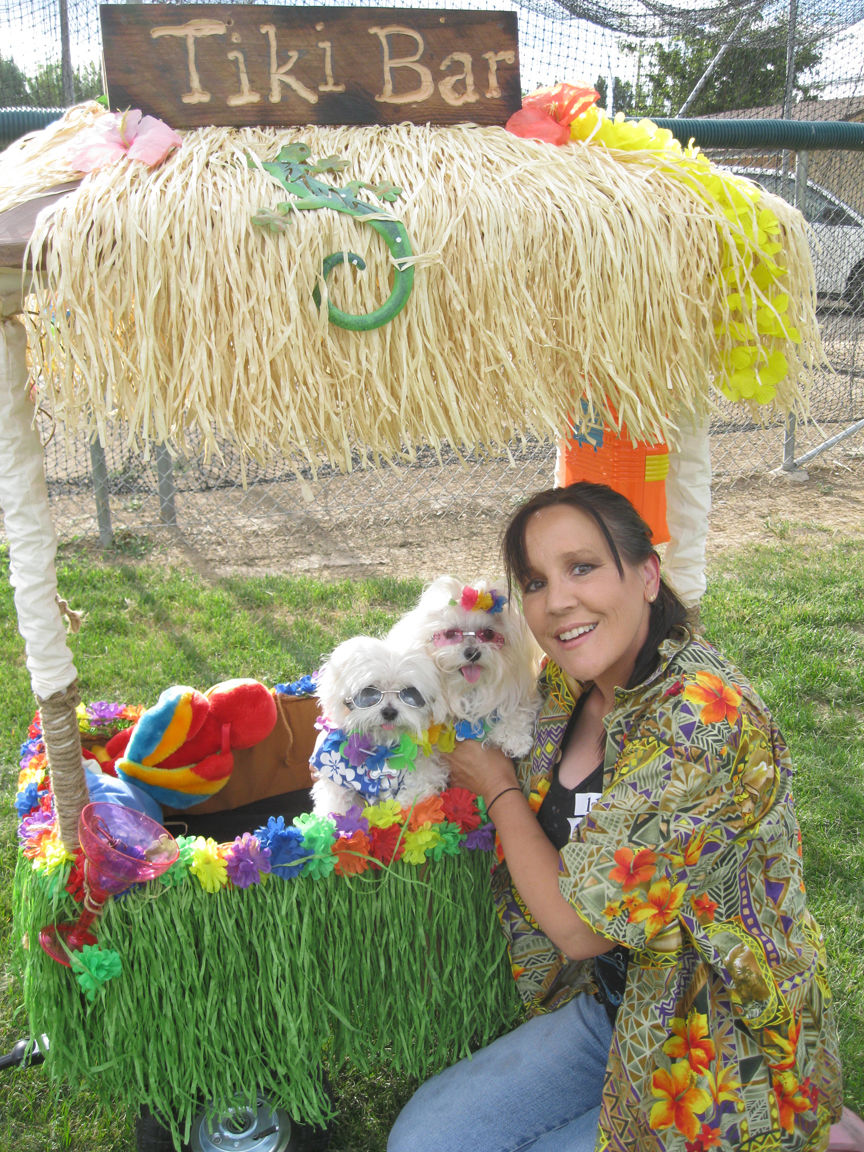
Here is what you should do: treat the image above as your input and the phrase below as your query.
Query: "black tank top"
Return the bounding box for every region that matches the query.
[536,710,629,1023]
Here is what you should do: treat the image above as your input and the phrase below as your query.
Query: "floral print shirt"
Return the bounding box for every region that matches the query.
[491,630,842,1152]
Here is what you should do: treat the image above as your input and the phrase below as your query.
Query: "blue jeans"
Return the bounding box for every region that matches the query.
[388,992,612,1152]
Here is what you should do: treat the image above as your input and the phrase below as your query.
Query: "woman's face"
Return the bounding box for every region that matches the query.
[519,503,660,697]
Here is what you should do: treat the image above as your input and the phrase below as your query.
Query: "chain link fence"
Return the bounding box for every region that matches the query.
[3,0,864,557]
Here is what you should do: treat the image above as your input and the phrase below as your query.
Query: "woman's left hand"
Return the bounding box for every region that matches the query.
[444,739,517,800]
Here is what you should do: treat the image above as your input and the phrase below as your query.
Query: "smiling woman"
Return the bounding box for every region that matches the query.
[388,481,843,1152]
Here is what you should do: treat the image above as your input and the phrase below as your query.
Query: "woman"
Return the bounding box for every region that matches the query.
[389,482,841,1152]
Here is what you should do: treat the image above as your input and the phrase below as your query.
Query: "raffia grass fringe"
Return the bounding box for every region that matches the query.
[0,102,102,213]
[36,681,86,852]
[14,848,519,1144]
[15,115,821,468]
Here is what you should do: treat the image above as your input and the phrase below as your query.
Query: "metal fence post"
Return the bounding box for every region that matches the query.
[155,443,177,526]
[781,150,810,473]
[88,438,113,546]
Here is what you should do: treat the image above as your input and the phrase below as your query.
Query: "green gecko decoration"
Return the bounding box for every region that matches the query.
[251,143,414,332]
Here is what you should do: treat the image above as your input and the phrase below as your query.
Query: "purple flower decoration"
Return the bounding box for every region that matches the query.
[333,805,370,837]
[18,808,55,846]
[225,832,271,889]
[463,824,496,852]
[87,702,125,723]
[343,732,374,767]
[19,737,43,763]
[253,816,308,879]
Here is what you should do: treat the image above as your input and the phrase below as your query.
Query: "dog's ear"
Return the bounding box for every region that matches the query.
[314,635,369,721]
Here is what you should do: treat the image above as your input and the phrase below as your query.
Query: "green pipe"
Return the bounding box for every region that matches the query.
[4,108,864,155]
[0,107,65,150]
[645,117,864,152]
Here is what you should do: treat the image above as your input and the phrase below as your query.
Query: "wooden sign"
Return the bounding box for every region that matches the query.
[100,5,521,128]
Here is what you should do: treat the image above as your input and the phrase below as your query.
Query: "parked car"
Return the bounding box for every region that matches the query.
[731,167,864,313]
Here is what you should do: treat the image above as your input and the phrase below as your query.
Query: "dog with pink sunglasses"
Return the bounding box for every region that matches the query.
[388,576,541,760]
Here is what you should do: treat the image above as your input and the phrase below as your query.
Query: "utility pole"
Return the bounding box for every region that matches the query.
[58,0,75,104]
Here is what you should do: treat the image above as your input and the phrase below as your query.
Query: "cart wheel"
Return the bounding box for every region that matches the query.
[135,1098,331,1152]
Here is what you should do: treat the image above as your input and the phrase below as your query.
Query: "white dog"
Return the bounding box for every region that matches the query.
[310,635,449,816]
[387,576,540,759]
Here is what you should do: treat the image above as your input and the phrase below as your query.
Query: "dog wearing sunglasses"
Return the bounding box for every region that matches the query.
[387,576,541,759]
[309,634,449,816]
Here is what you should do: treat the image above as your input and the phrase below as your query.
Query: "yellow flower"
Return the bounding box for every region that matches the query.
[662,1011,716,1073]
[628,878,688,940]
[772,1069,814,1133]
[650,1061,712,1140]
[766,1014,802,1072]
[528,777,550,813]
[33,832,74,873]
[365,799,404,829]
[401,824,441,865]
[190,836,228,892]
[664,826,708,869]
[705,1062,742,1106]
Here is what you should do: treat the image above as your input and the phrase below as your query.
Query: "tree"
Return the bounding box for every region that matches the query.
[0,54,30,105]
[623,11,825,118]
[593,75,636,115]
[25,60,103,107]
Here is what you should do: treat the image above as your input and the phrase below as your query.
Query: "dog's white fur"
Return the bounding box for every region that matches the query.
[387,576,541,759]
[310,635,449,816]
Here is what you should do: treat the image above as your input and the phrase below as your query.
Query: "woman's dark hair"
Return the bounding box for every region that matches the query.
[502,481,689,689]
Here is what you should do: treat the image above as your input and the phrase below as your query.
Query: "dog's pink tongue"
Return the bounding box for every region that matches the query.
[460,665,482,683]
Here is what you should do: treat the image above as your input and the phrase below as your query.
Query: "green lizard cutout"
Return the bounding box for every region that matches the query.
[251,143,414,332]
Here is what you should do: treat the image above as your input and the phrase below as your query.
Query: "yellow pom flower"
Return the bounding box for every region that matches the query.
[401,824,442,865]
[365,799,404,829]
[33,832,74,873]
[190,836,228,892]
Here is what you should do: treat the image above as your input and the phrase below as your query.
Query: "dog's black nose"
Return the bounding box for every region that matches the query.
[463,646,481,663]
[381,704,398,721]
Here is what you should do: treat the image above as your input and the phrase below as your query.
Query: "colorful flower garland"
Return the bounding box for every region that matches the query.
[507,84,802,407]
[17,702,496,893]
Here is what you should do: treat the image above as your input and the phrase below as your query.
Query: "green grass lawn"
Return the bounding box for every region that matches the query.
[1,536,862,1150]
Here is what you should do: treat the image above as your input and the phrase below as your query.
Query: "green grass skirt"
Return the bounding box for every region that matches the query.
[13,849,520,1144]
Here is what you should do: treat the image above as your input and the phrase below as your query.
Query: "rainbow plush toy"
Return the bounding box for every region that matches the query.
[114,679,277,809]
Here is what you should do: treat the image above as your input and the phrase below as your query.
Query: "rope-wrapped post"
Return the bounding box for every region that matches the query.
[1,269,86,850]
[35,683,88,849]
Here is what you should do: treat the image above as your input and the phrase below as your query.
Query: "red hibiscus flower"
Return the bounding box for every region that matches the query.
[609,846,658,891]
[441,787,481,832]
[368,824,405,869]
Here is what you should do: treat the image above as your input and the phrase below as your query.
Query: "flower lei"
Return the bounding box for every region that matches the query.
[16,704,497,897]
[311,726,419,800]
[507,84,798,407]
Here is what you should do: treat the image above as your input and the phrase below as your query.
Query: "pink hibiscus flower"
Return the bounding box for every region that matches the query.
[73,109,182,172]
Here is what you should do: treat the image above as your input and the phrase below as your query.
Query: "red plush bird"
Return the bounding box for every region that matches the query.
[114,679,277,809]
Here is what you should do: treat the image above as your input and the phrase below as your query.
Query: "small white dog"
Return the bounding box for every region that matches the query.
[309,634,449,816]
[388,576,541,759]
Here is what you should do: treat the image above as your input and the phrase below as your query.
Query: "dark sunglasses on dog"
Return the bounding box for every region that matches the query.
[347,686,427,709]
